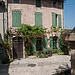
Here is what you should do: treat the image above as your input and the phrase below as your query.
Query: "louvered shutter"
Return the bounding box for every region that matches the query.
[32,38,36,53]
[58,14,61,27]
[52,13,56,27]
[12,11,21,27]
[35,12,42,27]
[50,37,53,49]
[43,37,47,50]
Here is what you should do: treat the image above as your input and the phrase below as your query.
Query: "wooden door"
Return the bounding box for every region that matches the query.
[13,37,23,59]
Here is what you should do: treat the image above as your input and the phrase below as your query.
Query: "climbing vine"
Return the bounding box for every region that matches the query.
[16,24,47,55]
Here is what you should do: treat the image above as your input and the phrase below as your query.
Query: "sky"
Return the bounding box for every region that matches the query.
[64,0,75,29]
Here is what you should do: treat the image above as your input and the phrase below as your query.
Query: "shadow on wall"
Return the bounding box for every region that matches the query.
[0,34,3,44]
[8,0,53,8]
[0,64,10,75]
[0,34,10,75]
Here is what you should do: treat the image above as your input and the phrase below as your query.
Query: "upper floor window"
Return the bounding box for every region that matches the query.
[36,0,41,7]
[58,2,63,9]
[53,1,57,8]
[13,0,20,3]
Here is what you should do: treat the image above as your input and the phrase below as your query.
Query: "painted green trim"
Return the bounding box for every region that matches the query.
[52,13,57,27]
[50,37,53,50]
[58,14,61,27]
[35,12,42,27]
[12,11,21,27]
[32,38,36,53]
[43,37,47,50]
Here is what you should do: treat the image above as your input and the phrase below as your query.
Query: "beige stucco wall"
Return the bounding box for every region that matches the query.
[8,0,64,30]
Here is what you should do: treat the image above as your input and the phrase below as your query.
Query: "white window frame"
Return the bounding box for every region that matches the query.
[12,0,21,4]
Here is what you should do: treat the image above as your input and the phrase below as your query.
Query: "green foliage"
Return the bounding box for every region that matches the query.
[2,57,13,64]
[52,49,64,55]
[50,26,65,35]
[59,34,70,55]
[38,53,48,58]
[18,24,46,40]
[36,48,52,58]
[17,24,47,55]
[43,48,52,56]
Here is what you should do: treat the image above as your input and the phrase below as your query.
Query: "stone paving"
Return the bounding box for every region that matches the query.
[0,55,71,75]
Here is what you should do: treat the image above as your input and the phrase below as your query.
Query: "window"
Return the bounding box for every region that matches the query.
[50,37,57,49]
[12,11,21,27]
[36,38,42,51]
[36,0,41,7]
[53,37,57,49]
[58,2,63,9]
[53,1,57,8]
[35,12,42,27]
[13,0,20,3]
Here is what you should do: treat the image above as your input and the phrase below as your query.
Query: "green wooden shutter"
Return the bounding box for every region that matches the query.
[43,37,47,50]
[36,0,41,7]
[59,36,61,49]
[12,11,21,27]
[52,13,56,27]
[32,38,36,53]
[50,37,53,50]
[58,14,61,27]
[35,12,42,27]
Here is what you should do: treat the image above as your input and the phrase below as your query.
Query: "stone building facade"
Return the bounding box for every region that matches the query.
[6,0,64,59]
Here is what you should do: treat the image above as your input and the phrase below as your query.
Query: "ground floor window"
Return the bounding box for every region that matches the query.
[53,37,57,49]
[32,36,47,52]
[50,36,58,49]
[36,37,42,51]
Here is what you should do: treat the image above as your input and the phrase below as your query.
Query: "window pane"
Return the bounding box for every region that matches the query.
[13,0,19,3]
[36,0,41,7]
[58,2,62,9]
[53,1,57,8]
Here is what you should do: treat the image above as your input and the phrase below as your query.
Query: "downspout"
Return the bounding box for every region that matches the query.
[2,0,5,40]
[7,0,8,30]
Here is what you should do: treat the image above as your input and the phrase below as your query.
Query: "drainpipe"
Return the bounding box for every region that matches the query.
[2,0,5,40]
[7,0,8,30]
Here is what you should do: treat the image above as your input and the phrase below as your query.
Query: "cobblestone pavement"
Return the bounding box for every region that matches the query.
[0,55,71,75]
